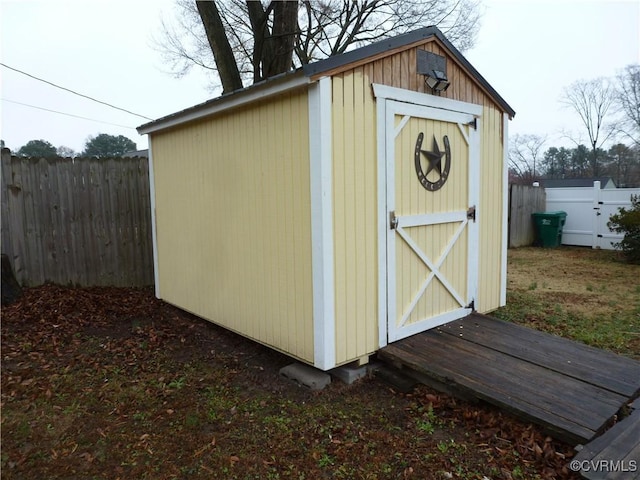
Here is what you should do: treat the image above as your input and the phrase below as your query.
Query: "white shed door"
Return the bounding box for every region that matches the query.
[385,100,479,342]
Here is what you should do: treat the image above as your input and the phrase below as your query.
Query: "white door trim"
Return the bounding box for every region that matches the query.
[374,86,481,345]
[467,117,480,311]
[376,91,389,349]
[373,83,483,116]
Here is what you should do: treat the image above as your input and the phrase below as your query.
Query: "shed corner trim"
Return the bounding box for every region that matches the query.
[308,76,336,371]
[147,142,161,299]
[500,112,510,306]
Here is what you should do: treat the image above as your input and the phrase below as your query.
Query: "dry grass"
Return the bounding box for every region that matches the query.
[494,246,640,359]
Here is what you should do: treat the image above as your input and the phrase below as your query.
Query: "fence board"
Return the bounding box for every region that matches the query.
[0,149,153,287]
[508,184,546,247]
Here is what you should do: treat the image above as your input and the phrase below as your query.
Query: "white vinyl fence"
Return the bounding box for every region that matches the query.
[545,181,640,249]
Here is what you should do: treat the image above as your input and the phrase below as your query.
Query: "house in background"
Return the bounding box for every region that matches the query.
[137,27,515,371]
[122,149,149,158]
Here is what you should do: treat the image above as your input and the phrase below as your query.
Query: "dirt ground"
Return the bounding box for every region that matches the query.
[5,246,635,479]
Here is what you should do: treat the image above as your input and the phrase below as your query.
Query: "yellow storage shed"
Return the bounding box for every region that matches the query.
[138,27,515,371]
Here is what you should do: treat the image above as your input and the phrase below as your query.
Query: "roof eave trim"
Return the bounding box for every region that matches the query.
[138,73,311,135]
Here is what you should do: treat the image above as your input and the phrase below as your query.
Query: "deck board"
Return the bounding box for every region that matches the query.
[439,315,640,397]
[379,313,640,445]
[573,406,640,479]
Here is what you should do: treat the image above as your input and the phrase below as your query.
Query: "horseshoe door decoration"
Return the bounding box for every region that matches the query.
[385,100,480,343]
[414,132,451,192]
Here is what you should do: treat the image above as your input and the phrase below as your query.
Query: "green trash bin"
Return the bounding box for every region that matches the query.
[531,211,567,248]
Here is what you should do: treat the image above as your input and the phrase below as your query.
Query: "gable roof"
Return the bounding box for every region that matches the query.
[303,26,515,118]
[138,26,514,135]
[540,177,616,189]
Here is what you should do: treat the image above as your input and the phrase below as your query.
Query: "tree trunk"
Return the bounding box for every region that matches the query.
[247,1,298,82]
[196,1,243,93]
[246,1,269,82]
[263,1,298,78]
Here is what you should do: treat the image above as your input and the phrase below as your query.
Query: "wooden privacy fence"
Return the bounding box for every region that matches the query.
[1,149,153,287]
[508,184,546,248]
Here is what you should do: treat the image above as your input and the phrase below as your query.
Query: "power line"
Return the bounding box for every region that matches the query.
[2,98,137,129]
[0,63,153,121]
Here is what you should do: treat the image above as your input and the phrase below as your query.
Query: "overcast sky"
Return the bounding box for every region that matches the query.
[1,0,639,154]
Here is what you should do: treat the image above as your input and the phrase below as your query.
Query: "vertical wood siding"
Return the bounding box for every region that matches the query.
[150,90,314,363]
[331,68,379,365]
[331,39,507,364]
[477,106,505,312]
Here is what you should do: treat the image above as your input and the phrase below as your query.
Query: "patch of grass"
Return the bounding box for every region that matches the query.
[495,247,640,359]
[317,453,334,468]
[496,289,639,356]
[416,418,435,434]
[167,376,186,389]
[133,412,147,421]
[204,384,240,422]
[184,413,201,428]
[415,404,441,435]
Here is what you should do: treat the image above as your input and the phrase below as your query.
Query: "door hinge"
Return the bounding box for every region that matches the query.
[389,211,398,230]
[466,299,475,310]
[467,118,477,130]
[467,205,476,222]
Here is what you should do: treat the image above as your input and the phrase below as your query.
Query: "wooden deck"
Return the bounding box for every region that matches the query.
[573,398,640,479]
[378,313,640,445]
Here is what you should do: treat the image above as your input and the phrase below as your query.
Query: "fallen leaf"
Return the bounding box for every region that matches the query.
[79,452,94,463]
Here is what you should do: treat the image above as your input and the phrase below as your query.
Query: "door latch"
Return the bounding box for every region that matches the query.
[389,211,398,230]
[467,205,476,222]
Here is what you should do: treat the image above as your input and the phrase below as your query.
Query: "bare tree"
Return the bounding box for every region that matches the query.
[560,78,616,176]
[195,1,243,93]
[508,134,547,184]
[154,0,483,93]
[614,64,640,146]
